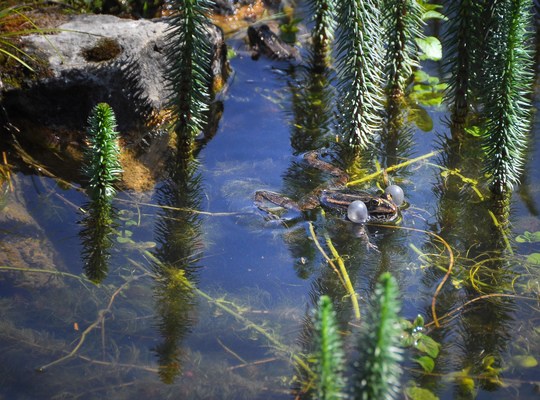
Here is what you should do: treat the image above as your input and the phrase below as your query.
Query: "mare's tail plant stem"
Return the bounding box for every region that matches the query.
[335,0,384,150]
[480,0,534,195]
[164,0,213,156]
[308,0,337,65]
[443,0,484,127]
[355,272,403,400]
[83,103,122,201]
[381,0,424,99]
[311,295,346,400]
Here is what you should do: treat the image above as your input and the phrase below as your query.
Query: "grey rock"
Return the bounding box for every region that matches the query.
[2,13,227,135]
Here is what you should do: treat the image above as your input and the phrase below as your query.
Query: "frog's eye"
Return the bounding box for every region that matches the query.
[385,184,404,207]
[347,200,368,224]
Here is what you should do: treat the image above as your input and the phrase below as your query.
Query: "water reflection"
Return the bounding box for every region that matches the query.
[420,132,517,397]
[288,49,336,154]
[79,198,117,283]
[151,155,203,383]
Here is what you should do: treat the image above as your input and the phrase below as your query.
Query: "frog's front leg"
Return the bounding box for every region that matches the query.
[351,224,379,252]
[255,190,302,212]
[254,190,321,220]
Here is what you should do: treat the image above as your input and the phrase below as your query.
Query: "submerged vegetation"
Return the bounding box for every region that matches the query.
[0,0,539,399]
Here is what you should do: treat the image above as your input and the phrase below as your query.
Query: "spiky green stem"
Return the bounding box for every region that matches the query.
[84,103,122,201]
[480,0,534,194]
[164,0,212,153]
[308,0,337,63]
[312,295,346,400]
[443,0,486,126]
[381,0,424,99]
[335,0,384,150]
[355,273,403,400]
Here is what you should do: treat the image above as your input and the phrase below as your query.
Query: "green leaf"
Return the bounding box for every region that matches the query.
[414,356,435,372]
[409,105,434,131]
[516,231,540,243]
[416,334,440,358]
[413,70,430,83]
[415,37,442,61]
[464,126,483,137]
[512,355,538,368]
[423,10,448,21]
[405,386,439,400]
[116,236,134,244]
[526,253,540,265]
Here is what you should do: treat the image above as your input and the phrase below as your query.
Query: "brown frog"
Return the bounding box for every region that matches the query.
[255,151,401,224]
[247,24,300,61]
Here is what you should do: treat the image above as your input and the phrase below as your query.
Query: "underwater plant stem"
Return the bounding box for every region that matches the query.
[116,198,248,217]
[488,210,514,255]
[308,222,347,287]
[37,274,144,372]
[140,249,315,378]
[0,266,93,286]
[217,337,247,364]
[346,150,440,186]
[424,293,535,329]
[193,286,315,379]
[370,224,454,328]
[308,222,360,320]
[323,232,361,321]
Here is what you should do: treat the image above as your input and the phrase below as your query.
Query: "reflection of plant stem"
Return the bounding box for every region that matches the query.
[142,249,314,378]
[37,274,145,372]
[307,222,360,320]
[370,224,454,328]
[346,150,440,186]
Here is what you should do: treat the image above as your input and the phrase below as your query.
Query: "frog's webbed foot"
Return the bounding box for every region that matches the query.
[365,237,380,252]
[352,224,379,252]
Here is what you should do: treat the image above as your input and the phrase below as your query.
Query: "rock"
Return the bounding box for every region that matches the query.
[0,13,228,191]
[0,189,66,289]
[3,13,227,133]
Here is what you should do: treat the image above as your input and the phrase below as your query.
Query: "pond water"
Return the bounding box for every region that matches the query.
[1,6,540,400]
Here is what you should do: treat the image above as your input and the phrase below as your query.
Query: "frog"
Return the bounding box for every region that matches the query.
[247,24,300,61]
[254,150,401,224]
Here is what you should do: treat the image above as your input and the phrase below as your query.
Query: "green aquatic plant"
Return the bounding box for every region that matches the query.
[311,295,346,400]
[479,0,534,195]
[308,0,337,64]
[442,0,485,127]
[83,103,122,200]
[164,0,212,155]
[355,272,403,400]
[335,0,384,150]
[381,0,424,99]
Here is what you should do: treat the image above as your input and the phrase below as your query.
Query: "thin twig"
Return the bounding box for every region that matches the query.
[217,337,247,364]
[37,274,145,372]
[228,357,279,371]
